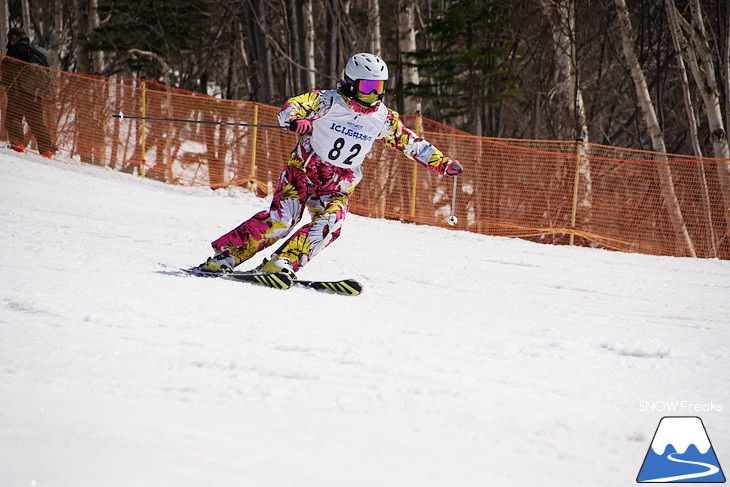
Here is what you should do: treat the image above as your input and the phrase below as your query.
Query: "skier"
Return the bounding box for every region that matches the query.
[196,52,463,278]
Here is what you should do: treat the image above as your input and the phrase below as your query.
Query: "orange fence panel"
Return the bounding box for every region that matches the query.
[2,56,728,259]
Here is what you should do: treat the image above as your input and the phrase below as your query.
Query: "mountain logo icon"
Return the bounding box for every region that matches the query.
[637,416,725,483]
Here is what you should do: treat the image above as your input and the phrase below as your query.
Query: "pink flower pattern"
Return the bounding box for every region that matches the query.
[211,149,356,271]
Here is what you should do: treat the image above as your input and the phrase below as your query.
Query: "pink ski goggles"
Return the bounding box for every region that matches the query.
[356,79,386,95]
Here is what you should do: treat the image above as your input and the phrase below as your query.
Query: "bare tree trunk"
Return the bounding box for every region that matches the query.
[21,0,32,40]
[302,0,315,89]
[398,0,420,114]
[286,0,301,95]
[235,19,252,99]
[248,0,273,102]
[668,0,730,254]
[665,0,716,256]
[1,0,9,51]
[369,0,382,56]
[282,0,307,93]
[666,1,702,158]
[615,0,696,257]
[72,0,90,73]
[686,0,730,159]
[324,0,340,83]
[88,0,103,72]
[686,0,730,239]
[50,0,65,67]
[539,0,592,234]
[538,0,588,142]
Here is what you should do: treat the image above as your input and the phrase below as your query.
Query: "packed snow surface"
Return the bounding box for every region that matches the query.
[1,151,729,486]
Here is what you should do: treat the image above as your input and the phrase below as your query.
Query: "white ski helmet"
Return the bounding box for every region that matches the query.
[342,53,389,107]
[345,53,389,81]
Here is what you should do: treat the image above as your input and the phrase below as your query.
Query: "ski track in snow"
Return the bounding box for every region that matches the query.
[1,151,729,486]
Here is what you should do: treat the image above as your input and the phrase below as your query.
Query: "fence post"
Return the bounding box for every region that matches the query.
[249,103,259,193]
[569,138,584,245]
[140,81,147,178]
[410,111,422,221]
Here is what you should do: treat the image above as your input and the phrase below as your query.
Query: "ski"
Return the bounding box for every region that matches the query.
[178,266,293,289]
[224,270,293,290]
[294,278,363,296]
[170,265,363,295]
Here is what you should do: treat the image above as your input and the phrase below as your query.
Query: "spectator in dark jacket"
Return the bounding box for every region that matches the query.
[1,27,55,157]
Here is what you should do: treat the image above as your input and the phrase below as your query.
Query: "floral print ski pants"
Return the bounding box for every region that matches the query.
[211,142,362,271]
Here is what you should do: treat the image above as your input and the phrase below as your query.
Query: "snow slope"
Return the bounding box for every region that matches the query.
[1,150,729,487]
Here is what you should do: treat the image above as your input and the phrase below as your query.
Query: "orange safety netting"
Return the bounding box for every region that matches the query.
[2,57,729,259]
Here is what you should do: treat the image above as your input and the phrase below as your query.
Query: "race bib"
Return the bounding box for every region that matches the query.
[310,97,387,168]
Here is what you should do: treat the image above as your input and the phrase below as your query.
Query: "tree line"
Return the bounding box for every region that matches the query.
[3,1,727,152]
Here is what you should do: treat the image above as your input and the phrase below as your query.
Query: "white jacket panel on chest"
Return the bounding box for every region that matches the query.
[310,97,388,168]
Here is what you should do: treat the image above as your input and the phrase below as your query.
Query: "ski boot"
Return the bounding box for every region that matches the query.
[257,255,296,279]
[195,250,235,274]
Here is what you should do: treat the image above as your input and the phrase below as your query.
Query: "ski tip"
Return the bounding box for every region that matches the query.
[297,279,363,296]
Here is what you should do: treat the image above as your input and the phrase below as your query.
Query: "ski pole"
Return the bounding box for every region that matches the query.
[112,112,285,130]
[447,175,458,226]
